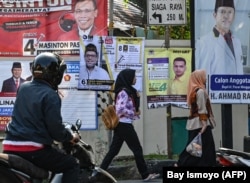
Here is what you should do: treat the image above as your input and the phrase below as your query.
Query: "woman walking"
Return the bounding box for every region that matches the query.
[175,69,216,167]
[100,69,159,181]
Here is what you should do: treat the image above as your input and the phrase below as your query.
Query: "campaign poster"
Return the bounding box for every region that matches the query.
[0,0,107,57]
[0,60,98,131]
[0,93,15,131]
[145,48,192,109]
[78,36,144,91]
[59,60,98,130]
[0,61,30,130]
[111,37,144,91]
[194,0,250,103]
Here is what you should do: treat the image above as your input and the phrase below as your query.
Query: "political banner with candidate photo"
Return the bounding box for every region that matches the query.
[145,48,192,109]
[78,36,144,91]
[0,61,31,130]
[0,60,98,131]
[0,0,107,57]
[193,0,250,103]
[0,93,14,131]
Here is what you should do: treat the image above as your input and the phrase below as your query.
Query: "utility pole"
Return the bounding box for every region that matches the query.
[164,26,173,159]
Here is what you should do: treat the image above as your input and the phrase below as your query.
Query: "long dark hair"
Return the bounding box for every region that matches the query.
[114,69,140,111]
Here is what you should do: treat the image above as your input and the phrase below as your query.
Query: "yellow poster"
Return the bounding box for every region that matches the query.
[145,48,192,109]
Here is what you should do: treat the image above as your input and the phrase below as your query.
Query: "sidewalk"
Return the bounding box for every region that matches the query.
[107,158,176,181]
[118,178,162,183]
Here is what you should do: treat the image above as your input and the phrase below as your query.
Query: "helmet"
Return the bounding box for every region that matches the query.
[32,52,66,90]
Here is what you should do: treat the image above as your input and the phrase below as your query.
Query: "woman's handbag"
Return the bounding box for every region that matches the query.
[101,105,119,130]
[186,133,202,157]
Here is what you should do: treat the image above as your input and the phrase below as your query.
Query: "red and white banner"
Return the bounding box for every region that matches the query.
[0,0,107,57]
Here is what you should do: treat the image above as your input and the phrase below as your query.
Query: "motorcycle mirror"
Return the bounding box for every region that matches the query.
[76,119,82,130]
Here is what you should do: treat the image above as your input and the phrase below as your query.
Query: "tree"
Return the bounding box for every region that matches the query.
[123,0,191,40]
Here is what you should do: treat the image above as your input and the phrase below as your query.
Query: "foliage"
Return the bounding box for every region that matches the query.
[144,154,169,160]
[111,155,164,166]
[149,0,191,39]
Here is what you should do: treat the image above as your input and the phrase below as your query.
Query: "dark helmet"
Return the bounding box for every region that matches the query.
[32,52,66,90]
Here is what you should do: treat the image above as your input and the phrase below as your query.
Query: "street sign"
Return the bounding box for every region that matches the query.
[147,0,187,25]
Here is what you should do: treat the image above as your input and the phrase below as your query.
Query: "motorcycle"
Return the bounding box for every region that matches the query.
[216,147,250,167]
[0,119,117,183]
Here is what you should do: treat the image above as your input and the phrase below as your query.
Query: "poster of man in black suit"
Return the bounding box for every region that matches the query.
[1,62,26,93]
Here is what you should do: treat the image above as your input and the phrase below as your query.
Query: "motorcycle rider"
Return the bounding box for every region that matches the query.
[2,52,81,183]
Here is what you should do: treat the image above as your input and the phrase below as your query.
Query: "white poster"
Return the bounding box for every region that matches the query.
[78,36,145,91]
[194,0,250,104]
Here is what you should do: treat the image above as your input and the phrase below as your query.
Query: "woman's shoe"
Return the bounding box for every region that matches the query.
[143,173,160,182]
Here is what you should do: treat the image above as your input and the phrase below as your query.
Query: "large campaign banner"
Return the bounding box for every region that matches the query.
[78,36,144,91]
[0,0,107,57]
[0,60,97,131]
[194,0,250,103]
[145,48,192,109]
[0,0,108,130]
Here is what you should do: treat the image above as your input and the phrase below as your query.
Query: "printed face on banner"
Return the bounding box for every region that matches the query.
[194,0,250,104]
[0,0,107,57]
[78,36,144,91]
[78,36,114,90]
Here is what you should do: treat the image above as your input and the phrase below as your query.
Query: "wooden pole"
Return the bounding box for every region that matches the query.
[107,0,114,147]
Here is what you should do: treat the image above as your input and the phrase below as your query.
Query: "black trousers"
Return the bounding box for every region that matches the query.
[100,122,149,179]
[4,145,80,183]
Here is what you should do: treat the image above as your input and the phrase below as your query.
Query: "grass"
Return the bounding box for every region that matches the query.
[112,154,178,166]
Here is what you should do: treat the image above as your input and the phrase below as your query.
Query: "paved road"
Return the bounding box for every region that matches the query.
[118,178,162,183]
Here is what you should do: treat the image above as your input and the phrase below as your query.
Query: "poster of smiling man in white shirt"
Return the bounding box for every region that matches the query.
[78,36,113,90]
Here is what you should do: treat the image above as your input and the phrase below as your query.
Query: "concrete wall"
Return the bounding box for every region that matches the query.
[96,97,249,160]
[107,40,249,158]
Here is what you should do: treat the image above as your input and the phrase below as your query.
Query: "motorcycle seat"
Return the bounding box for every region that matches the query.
[218,147,250,159]
[0,153,49,179]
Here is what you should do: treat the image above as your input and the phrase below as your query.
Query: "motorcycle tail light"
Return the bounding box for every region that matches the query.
[218,156,234,166]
